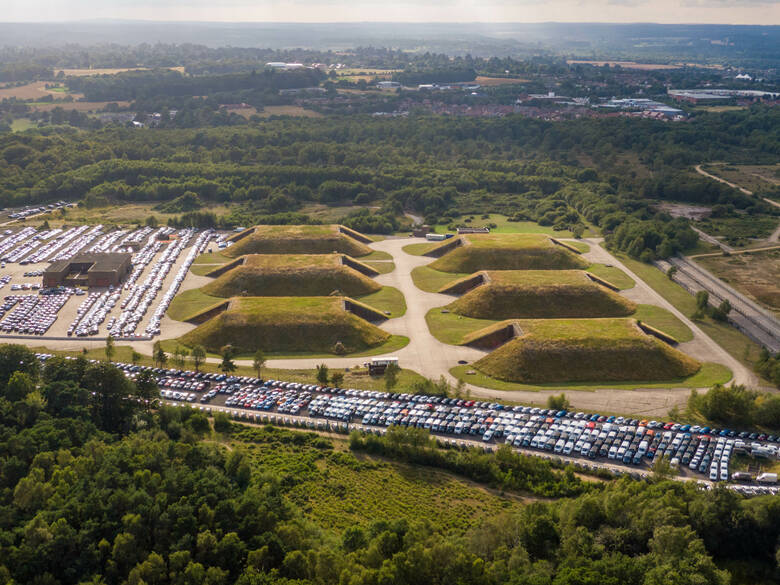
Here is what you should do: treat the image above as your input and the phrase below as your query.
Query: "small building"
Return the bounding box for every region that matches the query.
[412,225,431,237]
[377,81,401,89]
[457,226,491,234]
[43,253,132,288]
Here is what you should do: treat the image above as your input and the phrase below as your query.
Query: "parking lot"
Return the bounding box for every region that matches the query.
[0,226,216,340]
[37,353,778,494]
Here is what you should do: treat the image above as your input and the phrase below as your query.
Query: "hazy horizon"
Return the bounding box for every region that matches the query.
[3,1,780,26]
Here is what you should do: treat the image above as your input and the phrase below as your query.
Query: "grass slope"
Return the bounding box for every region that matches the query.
[234,426,520,534]
[202,254,381,298]
[473,318,701,384]
[179,296,390,354]
[430,234,588,273]
[586,264,635,290]
[225,224,372,257]
[445,270,636,319]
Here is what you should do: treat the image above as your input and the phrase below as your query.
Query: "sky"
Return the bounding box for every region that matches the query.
[3,0,780,25]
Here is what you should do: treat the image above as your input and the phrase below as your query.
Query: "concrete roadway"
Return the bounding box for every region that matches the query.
[665,256,780,353]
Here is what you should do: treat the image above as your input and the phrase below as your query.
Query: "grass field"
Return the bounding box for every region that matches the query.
[202,254,381,298]
[411,265,467,292]
[355,286,407,317]
[167,288,222,322]
[402,242,438,256]
[471,318,702,384]
[445,270,637,320]
[633,304,693,343]
[426,309,499,345]
[226,224,372,257]
[179,296,399,355]
[586,263,635,290]
[33,202,230,227]
[700,163,780,193]
[431,215,589,237]
[233,425,521,534]
[255,105,323,118]
[10,118,35,132]
[429,234,589,273]
[696,249,780,314]
[30,101,132,113]
[362,260,395,274]
[565,240,591,253]
[617,254,767,371]
[56,66,185,76]
[451,362,732,393]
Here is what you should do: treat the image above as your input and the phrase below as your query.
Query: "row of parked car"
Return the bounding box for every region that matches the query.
[68,289,120,337]
[35,354,778,485]
[144,229,215,337]
[6,201,71,220]
[0,293,69,335]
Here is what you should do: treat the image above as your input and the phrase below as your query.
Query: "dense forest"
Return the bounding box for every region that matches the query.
[0,344,779,585]
[1,108,777,258]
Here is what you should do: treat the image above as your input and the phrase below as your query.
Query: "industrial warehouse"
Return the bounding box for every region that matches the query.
[43,252,133,288]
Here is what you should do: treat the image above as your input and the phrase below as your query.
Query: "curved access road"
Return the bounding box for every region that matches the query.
[264,237,487,376]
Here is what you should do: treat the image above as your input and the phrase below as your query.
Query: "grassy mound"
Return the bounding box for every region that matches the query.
[179,296,390,354]
[226,225,372,257]
[473,318,701,383]
[202,254,380,298]
[445,270,636,319]
[429,233,587,273]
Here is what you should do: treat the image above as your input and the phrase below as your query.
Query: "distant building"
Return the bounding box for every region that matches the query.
[457,226,491,234]
[377,81,401,89]
[44,253,132,288]
[266,62,305,70]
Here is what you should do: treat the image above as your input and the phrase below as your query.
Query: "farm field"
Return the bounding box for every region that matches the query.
[256,105,323,117]
[474,75,530,85]
[30,100,132,112]
[566,60,723,70]
[233,425,521,534]
[695,249,780,314]
[0,81,80,100]
[55,66,186,76]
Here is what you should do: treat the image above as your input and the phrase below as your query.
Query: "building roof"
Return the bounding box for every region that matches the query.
[46,252,131,274]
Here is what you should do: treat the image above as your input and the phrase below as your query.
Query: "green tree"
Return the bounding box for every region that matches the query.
[219,347,236,374]
[131,350,142,366]
[384,362,400,391]
[547,393,570,411]
[105,334,115,362]
[5,371,35,402]
[192,345,206,373]
[252,350,265,379]
[316,363,329,385]
[330,371,344,388]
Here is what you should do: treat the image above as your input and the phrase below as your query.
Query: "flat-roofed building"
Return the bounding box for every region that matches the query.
[43,252,132,288]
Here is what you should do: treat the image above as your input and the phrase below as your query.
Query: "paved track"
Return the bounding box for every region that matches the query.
[666,256,780,353]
